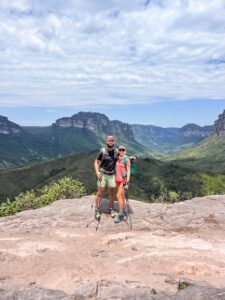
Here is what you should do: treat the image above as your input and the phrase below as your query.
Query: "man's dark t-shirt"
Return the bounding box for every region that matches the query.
[97,148,118,174]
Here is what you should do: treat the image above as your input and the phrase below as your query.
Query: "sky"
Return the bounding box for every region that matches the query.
[0,0,225,126]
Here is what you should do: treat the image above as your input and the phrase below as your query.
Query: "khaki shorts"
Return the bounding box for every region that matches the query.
[97,174,116,188]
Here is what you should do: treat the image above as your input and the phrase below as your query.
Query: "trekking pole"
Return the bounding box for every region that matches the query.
[86,172,103,230]
[95,195,103,231]
[86,198,96,228]
[123,184,132,230]
[86,196,103,231]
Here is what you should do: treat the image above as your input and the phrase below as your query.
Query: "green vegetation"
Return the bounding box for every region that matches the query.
[0,126,102,169]
[178,281,189,291]
[0,151,96,202]
[0,177,86,217]
[166,134,225,173]
[1,150,225,208]
[0,126,157,169]
[200,173,225,195]
[1,113,224,216]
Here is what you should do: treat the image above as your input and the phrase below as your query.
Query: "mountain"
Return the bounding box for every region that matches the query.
[0,121,101,169]
[55,111,134,140]
[131,123,213,153]
[0,111,219,170]
[54,112,156,158]
[0,113,155,169]
[0,116,22,135]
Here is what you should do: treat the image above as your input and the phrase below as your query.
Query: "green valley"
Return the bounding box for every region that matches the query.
[1,149,225,204]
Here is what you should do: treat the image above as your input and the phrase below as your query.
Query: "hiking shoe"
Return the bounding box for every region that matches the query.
[114,211,125,223]
[109,208,116,218]
[95,209,101,221]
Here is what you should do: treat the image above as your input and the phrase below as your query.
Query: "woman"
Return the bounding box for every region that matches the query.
[114,145,131,223]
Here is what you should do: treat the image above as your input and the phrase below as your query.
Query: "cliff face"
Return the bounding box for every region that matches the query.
[0,116,22,135]
[54,112,135,140]
[214,110,225,136]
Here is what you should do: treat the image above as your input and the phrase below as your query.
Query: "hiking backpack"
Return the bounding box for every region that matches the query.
[121,155,137,176]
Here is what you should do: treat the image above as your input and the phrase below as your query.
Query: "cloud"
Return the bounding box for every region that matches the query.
[0,0,224,108]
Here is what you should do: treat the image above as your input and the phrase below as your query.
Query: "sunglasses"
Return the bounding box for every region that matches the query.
[119,149,126,151]
[107,139,114,142]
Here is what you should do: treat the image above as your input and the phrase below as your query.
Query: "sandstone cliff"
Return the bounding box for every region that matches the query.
[0,116,22,135]
[215,110,225,137]
[54,112,135,140]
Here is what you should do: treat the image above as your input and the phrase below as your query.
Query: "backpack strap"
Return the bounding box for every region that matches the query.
[102,147,118,159]
[114,148,119,159]
[122,155,129,170]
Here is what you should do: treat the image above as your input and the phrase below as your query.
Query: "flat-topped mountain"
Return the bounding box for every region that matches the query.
[0,194,225,299]
[0,116,22,135]
[54,112,135,140]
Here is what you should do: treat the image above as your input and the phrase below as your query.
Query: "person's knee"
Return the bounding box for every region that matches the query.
[108,188,114,196]
[97,188,104,197]
[117,190,122,199]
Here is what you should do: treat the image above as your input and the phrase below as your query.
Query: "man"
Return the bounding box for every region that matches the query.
[94,135,118,220]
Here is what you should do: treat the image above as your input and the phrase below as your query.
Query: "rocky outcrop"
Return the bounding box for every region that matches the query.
[0,195,225,299]
[0,116,22,135]
[214,110,225,137]
[54,112,135,140]
[1,281,225,300]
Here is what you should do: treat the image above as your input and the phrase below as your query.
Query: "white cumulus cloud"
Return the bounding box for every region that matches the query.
[0,0,224,108]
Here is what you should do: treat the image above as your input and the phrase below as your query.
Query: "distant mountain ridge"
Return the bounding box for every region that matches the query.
[131,123,213,153]
[0,110,222,169]
[0,112,154,169]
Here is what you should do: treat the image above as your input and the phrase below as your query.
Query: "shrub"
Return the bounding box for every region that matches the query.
[15,190,38,210]
[168,191,180,203]
[0,177,86,217]
[200,173,225,195]
[0,199,18,217]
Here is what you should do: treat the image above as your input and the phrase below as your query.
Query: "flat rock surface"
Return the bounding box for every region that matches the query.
[0,195,225,299]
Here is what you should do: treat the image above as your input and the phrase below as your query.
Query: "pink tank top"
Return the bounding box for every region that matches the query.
[116,157,127,182]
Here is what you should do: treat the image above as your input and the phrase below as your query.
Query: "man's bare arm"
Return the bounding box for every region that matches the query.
[94,159,102,179]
